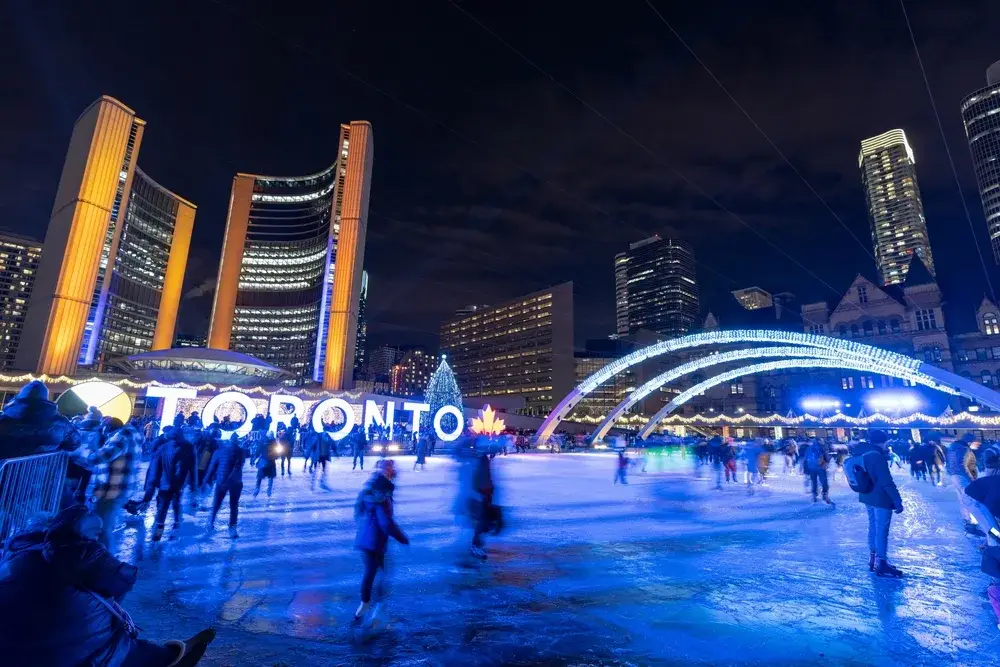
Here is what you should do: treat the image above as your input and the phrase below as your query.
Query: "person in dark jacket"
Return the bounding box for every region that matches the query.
[204,434,245,538]
[614,450,629,485]
[310,430,333,490]
[858,430,904,576]
[0,506,215,666]
[173,411,186,429]
[277,426,293,477]
[413,435,429,471]
[143,430,197,542]
[351,426,366,471]
[804,439,833,504]
[253,435,280,498]
[186,411,203,429]
[0,380,79,459]
[352,459,409,627]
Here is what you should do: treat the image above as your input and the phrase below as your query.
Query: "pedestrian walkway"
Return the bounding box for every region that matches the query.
[117,456,999,665]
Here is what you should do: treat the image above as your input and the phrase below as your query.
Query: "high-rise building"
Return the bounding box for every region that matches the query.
[354,270,368,378]
[732,286,773,311]
[621,236,698,337]
[208,121,374,387]
[859,129,934,285]
[16,96,194,376]
[389,347,437,397]
[0,232,42,370]
[961,61,1000,263]
[614,252,629,335]
[368,345,397,377]
[175,333,207,348]
[440,283,574,416]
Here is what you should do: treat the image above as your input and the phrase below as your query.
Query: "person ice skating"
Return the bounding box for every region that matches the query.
[709,436,724,489]
[929,437,946,486]
[277,426,293,477]
[887,446,902,469]
[804,439,833,504]
[310,429,333,490]
[413,434,429,471]
[253,435,279,498]
[614,450,629,485]
[87,424,142,552]
[0,506,216,666]
[142,428,196,542]
[854,431,904,576]
[350,425,366,471]
[947,433,996,543]
[722,440,738,483]
[352,459,409,628]
[204,433,245,538]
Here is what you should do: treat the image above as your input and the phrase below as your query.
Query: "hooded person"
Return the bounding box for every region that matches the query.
[87,425,142,552]
[0,380,79,460]
[857,430,904,576]
[0,505,215,666]
[352,459,408,627]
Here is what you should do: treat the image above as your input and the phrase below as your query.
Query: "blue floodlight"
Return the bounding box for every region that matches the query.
[801,397,840,411]
[866,391,920,413]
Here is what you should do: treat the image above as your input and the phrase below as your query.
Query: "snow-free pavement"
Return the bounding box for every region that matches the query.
[114,453,1000,666]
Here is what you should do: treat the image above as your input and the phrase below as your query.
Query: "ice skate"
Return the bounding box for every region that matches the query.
[868,551,876,571]
[228,527,239,539]
[873,559,903,578]
[164,627,215,667]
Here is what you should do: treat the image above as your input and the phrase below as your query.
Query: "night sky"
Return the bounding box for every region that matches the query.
[3,1,1000,351]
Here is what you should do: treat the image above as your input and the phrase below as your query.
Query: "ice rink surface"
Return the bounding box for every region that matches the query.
[115,452,999,666]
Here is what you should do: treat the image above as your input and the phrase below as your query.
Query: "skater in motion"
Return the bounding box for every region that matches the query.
[413,434,429,471]
[253,434,279,499]
[142,428,196,542]
[310,429,333,490]
[804,439,833,505]
[852,431,904,577]
[204,433,245,538]
[352,459,409,628]
[350,425,367,471]
[614,449,629,485]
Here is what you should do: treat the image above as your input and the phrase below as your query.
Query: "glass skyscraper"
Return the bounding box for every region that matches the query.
[0,232,41,370]
[620,236,699,337]
[16,96,194,376]
[961,61,1000,263]
[209,121,373,388]
[859,129,934,285]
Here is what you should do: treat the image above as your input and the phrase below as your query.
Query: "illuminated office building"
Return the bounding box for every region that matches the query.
[961,61,1000,263]
[732,286,773,311]
[16,96,194,375]
[859,129,935,285]
[389,347,437,397]
[614,252,629,335]
[440,283,574,416]
[208,121,374,387]
[0,233,42,370]
[621,236,699,337]
[354,270,368,378]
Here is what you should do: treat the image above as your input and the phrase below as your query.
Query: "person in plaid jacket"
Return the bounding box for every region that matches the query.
[87,424,141,552]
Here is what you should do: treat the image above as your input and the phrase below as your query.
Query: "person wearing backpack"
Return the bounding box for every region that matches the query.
[850,431,904,576]
[804,439,832,504]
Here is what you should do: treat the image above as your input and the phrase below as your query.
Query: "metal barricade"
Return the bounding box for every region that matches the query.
[0,451,69,548]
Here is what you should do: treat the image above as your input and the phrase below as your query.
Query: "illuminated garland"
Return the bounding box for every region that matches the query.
[658,411,1000,427]
[0,373,366,400]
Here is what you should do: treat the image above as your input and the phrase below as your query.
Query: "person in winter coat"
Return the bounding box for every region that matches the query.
[0,380,79,459]
[186,412,203,429]
[87,425,142,552]
[277,426,294,477]
[352,459,409,627]
[351,426,367,471]
[204,434,245,538]
[858,430,904,576]
[173,411,186,429]
[413,435,429,471]
[253,435,280,498]
[947,433,995,540]
[0,506,215,666]
[142,430,197,542]
[614,450,629,485]
[804,439,833,504]
[310,430,333,489]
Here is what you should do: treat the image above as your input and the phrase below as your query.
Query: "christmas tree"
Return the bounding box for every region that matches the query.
[422,355,464,435]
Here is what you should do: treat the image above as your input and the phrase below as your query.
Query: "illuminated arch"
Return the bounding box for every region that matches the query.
[537,329,1000,442]
[590,346,868,442]
[537,330,926,442]
[635,357,960,439]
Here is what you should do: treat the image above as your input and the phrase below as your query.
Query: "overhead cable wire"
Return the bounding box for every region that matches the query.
[897,0,996,303]
[641,0,877,264]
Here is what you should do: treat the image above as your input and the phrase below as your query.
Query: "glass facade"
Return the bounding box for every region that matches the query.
[859,129,935,285]
[0,233,41,370]
[614,252,629,335]
[231,164,338,382]
[89,168,191,369]
[79,120,141,365]
[961,64,1000,263]
[623,236,699,337]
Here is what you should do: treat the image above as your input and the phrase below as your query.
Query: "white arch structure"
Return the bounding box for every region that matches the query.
[536,329,1000,442]
[590,346,885,442]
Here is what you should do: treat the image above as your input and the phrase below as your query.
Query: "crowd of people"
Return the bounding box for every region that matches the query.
[2,377,1000,661]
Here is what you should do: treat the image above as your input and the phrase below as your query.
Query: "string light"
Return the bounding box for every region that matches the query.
[657,411,1000,427]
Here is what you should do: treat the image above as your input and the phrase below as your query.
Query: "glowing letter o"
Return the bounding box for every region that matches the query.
[312,397,355,440]
[203,391,259,437]
[433,405,464,441]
